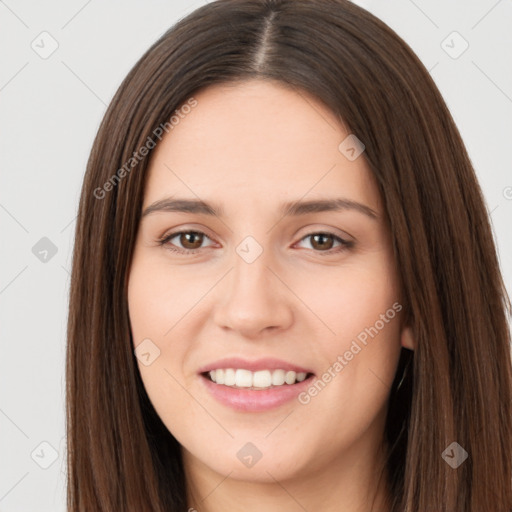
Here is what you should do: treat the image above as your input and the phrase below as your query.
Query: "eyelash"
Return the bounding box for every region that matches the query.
[157,229,354,256]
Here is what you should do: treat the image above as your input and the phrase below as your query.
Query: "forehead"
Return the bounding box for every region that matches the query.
[143,79,381,214]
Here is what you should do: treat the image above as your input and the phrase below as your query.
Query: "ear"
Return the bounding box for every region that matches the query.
[400,325,416,351]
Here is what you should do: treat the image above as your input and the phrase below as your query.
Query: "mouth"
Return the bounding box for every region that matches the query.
[198,364,316,412]
[200,368,315,390]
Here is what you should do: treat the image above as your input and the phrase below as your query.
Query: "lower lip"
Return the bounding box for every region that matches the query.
[199,373,315,412]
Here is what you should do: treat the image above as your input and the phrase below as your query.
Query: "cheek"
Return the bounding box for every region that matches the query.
[290,254,400,346]
[293,256,402,422]
[127,253,202,344]
[127,256,196,436]
[127,253,181,374]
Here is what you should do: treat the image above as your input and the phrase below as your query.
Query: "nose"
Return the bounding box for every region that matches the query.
[212,249,294,338]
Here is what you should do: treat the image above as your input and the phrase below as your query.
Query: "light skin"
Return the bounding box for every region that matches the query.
[127,79,415,512]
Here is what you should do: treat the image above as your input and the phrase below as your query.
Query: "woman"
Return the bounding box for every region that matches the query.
[66,0,512,510]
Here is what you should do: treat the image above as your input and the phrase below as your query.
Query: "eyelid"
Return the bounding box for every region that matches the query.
[157,225,355,256]
[158,223,355,243]
[294,224,355,243]
[157,228,217,251]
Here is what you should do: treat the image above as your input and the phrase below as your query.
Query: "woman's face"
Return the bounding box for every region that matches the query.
[128,79,411,485]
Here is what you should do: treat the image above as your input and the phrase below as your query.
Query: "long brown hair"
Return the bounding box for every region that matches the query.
[66,0,512,510]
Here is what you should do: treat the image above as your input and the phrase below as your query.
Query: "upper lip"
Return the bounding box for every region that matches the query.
[198,357,315,375]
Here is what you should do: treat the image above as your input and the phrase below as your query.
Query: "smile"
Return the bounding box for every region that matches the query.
[205,368,310,389]
[199,362,316,412]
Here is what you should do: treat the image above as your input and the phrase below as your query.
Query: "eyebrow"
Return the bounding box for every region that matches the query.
[141,197,379,220]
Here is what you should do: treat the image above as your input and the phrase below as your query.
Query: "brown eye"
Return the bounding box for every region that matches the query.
[178,231,204,249]
[296,232,353,255]
[309,233,335,250]
[158,230,214,254]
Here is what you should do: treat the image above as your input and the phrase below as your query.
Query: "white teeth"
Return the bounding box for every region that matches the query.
[235,369,252,387]
[285,371,296,384]
[253,370,272,387]
[207,368,310,388]
[224,368,236,386]
[271,369,285,386]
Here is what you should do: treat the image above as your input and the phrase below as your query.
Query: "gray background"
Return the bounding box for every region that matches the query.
[1,0,511,510]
